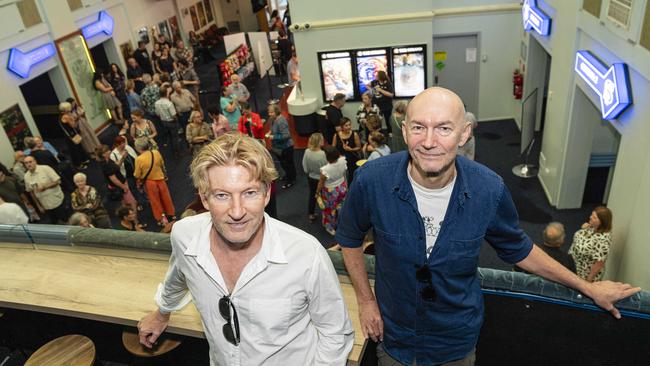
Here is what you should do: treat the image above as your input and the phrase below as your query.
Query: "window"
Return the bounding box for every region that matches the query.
[607,0,634,28]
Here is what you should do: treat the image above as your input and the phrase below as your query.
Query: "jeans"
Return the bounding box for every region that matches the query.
[377,343,476,366]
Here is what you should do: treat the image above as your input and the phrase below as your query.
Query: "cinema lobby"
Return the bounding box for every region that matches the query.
[0,0,649,365]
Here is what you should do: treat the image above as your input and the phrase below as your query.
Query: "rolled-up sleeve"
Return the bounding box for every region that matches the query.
[155,234,191,313]
[335,169,371,248]
[307,247,354,365]
[485,183,533,264]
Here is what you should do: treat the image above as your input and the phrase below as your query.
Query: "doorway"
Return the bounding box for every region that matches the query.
[557,87,621,208]
[90,43,110,73]
[19,72,61,140]
[432,34,479,115]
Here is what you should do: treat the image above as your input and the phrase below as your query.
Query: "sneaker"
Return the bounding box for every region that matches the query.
[282,182,294,189]
[178,128,184,135]
[326,228,336,236]
[308,214,317,223]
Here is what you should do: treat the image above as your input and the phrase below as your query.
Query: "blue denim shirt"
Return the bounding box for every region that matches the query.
[336,151,533,365]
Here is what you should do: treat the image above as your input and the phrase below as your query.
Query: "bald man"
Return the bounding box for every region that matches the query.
[336,87,640,366]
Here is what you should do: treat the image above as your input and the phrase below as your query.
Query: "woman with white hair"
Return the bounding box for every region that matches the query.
[70,172,112,228]
[185,110,214,155]
[67,212,92,227]
[59,101,90,169]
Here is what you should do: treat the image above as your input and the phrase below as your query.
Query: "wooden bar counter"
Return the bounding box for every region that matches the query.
[0,243,368,365]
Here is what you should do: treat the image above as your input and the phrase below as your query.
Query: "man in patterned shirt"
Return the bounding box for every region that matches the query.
[140,73,161,123]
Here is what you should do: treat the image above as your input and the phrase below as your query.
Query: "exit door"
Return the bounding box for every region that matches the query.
[432,34,479,115]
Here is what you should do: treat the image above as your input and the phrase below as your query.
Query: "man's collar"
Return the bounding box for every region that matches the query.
[393,153,471,206]
[184,213,288,264]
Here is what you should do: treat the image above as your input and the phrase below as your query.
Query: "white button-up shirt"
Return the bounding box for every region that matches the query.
[157,213,354,365]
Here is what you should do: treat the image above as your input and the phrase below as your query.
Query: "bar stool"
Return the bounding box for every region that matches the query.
[122,329,181,365]
[25,334,95,366]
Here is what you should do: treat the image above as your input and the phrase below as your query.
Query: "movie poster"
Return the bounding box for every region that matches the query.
[319,52,354,101]
[392,46,426,97]
[0,104,32,151]
[355,49,388,95]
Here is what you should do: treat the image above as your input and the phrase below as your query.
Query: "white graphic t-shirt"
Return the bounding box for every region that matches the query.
[408,169,456,258]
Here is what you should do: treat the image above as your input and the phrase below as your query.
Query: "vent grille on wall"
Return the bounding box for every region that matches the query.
[607,0,633,28]
[583,0,603,18]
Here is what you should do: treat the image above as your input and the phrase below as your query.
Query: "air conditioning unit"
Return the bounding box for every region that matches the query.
[607,0,633,28]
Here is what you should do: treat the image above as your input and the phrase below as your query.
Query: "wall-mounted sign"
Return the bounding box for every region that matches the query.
[81,10,114,39]
[522,0,551,36]
[6,43,56,78]
[574,50,632,120]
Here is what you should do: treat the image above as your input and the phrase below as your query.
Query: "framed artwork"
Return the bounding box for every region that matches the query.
[197,2,207,28]
[168,16,181,44]
[203,0,214,23]
[157,20,171,43]
[119,41,134,64]
[189,5,200,32]
[182,8,189,16]
[138,27,150,44]
[0,104,32,151]
[55,32,109,129]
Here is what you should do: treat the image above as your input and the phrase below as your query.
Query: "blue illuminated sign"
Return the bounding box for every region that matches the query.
[81,11,114,39]
[574,50,632,120]
[6,43,56,78]
[522,0,551,36]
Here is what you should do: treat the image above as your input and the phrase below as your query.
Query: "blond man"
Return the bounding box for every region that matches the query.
[138,134,353,365]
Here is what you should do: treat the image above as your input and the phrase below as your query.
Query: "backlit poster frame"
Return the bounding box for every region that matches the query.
[318,51,355,102]
[355,48,389,96]
[391,44,427,98]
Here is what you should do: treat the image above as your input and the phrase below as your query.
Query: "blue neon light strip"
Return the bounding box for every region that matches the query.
[574,50,632,120]
[6,43,57,79]
[522,0,551,36]
[81,10,114,39]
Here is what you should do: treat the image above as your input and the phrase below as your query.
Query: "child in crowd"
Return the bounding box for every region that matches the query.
[302,133,327,222]
[367,131,391,161]
[316,146,348,236]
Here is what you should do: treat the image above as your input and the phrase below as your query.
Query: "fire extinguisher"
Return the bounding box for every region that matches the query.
[513,70,523,99]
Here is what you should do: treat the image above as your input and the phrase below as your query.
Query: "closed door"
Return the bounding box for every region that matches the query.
[432,34,479,115]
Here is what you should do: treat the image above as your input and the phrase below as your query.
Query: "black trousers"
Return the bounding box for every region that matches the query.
[279,146,296,182]
[381,107,393,135]
[307,177,319,215]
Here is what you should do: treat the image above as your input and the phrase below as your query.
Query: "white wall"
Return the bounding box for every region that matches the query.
[431,10,521,121]
[291,0,521,125]
[531,0,650,288]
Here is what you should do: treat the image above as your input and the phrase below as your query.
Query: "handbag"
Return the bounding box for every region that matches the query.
[316,195,325,210]
[71,134,83,145]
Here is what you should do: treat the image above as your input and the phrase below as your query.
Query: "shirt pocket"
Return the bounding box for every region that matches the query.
[249,298,291,345]
[446,236,483,275]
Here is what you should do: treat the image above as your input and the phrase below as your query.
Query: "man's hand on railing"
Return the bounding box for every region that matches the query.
[585,281,641,319]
